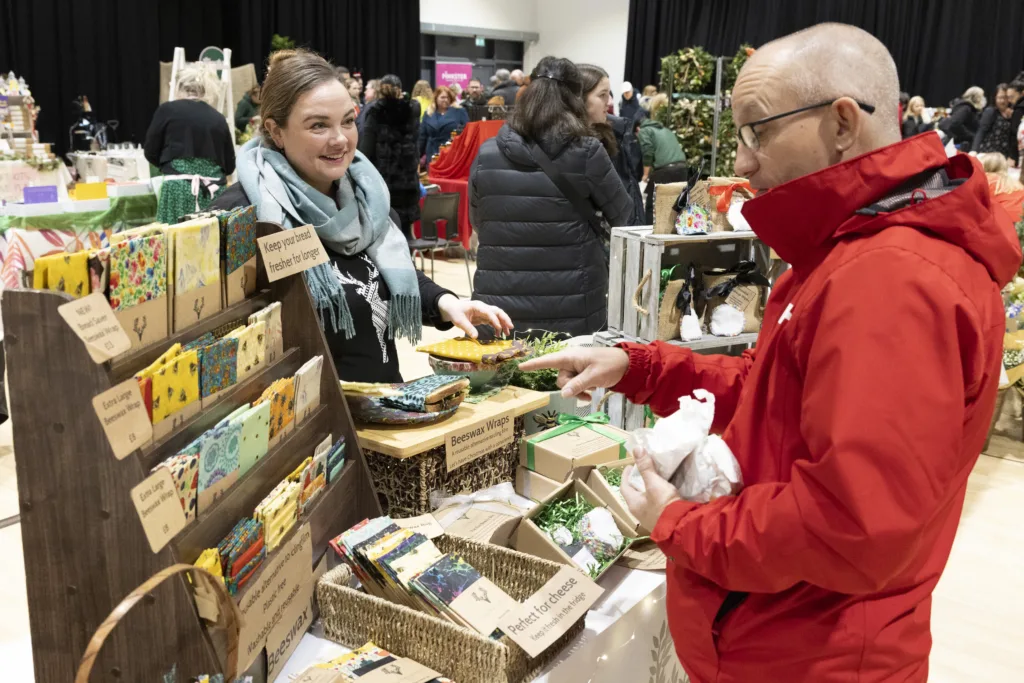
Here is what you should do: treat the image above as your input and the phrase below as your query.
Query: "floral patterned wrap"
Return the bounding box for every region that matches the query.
[109,234,167,311]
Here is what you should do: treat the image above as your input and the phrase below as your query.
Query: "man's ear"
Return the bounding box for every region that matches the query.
[831,97,863,154]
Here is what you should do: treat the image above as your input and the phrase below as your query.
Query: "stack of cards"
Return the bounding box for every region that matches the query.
[293,355,323,424]
[216,518,265,595]
[330,517,519,637]
[314,642,452,682]
[325,437,347,483]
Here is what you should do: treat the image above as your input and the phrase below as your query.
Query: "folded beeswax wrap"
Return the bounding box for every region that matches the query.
[293,355,323,423]
[379,375,470,413]
[415,337,528,364]
[151,349,200,423]
[109,234,168,311]
[258,377,295,438]
[200,337,239,398]
[233,401,271,476]
[194,548,224,583]
[88,248,110,297]
[152,451,199,522]
[256,480,300,550]
[227,321,266,379]
[168,218,221,294]
[221,205,257,274]
[108,223,166,245]
[226,545,265,594]
[198,421,241,494]
[183,332,216,352]
[138,343,182,380]
[34,251,90,298]
[249,302,283,365]
[138,377,153,422]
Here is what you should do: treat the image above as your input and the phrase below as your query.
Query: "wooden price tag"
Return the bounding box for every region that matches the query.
[91,378,153,459]
[498,565,604,657]
[257,225,329,282]
[57,292,132,363]
[130,468,187,553]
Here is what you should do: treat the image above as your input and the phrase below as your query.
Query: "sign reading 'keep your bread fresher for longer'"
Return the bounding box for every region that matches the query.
[257,225,329,282]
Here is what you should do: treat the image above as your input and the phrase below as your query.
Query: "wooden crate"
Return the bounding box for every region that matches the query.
[608,227,770,345]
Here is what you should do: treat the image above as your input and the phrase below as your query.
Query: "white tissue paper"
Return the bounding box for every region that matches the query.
[626,390,743,503]
[577,507,624,560]
[680,309,703,341]
[710,304,745,337]
[727,199,753,231]
[548,525,574,547]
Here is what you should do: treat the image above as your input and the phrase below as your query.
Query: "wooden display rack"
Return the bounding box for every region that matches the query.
[3,222,382,682]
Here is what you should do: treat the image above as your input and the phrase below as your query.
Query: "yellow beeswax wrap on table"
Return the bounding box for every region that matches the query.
[34,251,90,298]
[152,348,200,423]
[415,337,523,364]
[168,218,220,294]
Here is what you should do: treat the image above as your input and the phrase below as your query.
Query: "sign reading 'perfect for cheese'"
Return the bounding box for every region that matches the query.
[257,225,330,282]
[444,409,514,472]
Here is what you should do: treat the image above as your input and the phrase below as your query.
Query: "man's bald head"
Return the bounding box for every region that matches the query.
[753,23,900,137]
[733,23,902,189]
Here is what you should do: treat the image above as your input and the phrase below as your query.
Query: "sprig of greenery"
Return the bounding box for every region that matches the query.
[508,333,568,392]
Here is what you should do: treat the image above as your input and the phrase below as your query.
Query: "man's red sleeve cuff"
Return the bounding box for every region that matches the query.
[610,342,652,398]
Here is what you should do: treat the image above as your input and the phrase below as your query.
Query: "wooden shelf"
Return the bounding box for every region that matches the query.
[174,405,331,563]
[109,290,274,383]
[139,346,302,470]
[643,232,759,245]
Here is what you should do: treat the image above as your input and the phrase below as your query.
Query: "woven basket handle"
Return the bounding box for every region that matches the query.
[632,269,653,316]
[74,564,241,683]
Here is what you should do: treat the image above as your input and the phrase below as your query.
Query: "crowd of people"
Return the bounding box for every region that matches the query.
[901,78,1024,165]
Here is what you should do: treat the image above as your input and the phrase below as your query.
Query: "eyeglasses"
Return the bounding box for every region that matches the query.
[737,99,876,151]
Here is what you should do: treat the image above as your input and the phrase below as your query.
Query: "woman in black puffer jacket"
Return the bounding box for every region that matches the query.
[470,57,633,336]
[358,75,421,238]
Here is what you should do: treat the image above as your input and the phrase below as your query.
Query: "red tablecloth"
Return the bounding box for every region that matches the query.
[416,120,504,248]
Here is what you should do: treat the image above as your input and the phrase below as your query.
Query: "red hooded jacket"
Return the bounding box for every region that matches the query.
[614,134,1021,682]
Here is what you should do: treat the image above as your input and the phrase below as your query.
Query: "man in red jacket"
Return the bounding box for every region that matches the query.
[520,23,1020,683]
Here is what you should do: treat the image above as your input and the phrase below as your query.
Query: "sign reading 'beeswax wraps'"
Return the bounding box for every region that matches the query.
[257,225,329,282]
[444,410,514,472]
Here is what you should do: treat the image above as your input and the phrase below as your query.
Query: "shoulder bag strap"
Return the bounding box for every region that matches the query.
[529,142,610,241]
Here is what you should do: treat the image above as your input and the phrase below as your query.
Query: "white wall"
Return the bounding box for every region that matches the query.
[419,0,539,34]
[526,0,631,114]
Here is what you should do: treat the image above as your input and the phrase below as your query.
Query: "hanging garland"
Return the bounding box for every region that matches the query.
[0,152,63,172]
[659,46,716,95]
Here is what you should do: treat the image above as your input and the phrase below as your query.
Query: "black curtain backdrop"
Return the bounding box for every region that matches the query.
[0,0,420,156]
[625,0,1024,107]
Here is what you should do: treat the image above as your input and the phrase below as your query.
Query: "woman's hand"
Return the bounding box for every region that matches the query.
[437,294,514,338]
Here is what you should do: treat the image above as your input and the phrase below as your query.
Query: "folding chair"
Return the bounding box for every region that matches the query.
[408,192,473,294]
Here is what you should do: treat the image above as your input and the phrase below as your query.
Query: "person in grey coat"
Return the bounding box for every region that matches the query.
[470,57,634,336]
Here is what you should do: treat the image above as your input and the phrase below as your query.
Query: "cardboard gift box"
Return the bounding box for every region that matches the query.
[515,466,563,503]
[576,459,647,535]
[519,414,630,482]
[514,479,634,580]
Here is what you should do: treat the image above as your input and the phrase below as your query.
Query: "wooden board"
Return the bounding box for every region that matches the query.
[642,231,760,245]
[355,387,549,459]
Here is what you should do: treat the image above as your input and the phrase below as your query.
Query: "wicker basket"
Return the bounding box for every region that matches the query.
[317,535,586,683]
[364,416,526,516]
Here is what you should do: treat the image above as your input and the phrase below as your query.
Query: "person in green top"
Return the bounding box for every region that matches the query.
[637,93,686,182]
[235,85,261,131]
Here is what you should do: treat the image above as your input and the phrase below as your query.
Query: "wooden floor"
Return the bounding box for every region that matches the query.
[0,259,1022,680]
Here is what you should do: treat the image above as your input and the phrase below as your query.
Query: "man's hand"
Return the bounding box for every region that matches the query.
[621,448,682,533]
[437,295,514,338]
[517,347,630,399]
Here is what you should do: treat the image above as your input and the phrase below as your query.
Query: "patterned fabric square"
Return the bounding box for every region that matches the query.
[109,234,168,311]
[258,377,295,439]
[379,375,471,413]
[168,218,220,294]
[200,337,238,398]
[152,452,199,522]
[137,343,182,380]
[249,302,283,365]
[228,321,267,379]
[221,206,257,274]
[151,349,200,424]
[234,401,271,476]
[293,355,323,423]
[415,338,527,364]
[183,332,216,352]
[138,377,153,422]
[35,251,90,298]
[198,421,241,493]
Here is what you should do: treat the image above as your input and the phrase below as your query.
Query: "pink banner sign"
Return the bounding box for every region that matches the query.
[436,62,474,91]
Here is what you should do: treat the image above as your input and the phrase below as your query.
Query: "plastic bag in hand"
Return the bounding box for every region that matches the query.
[626,390,742,502]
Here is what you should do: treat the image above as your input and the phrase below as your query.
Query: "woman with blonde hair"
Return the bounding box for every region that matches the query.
[940,86,985,150]
[411,80,433,121]
[978,152,1024,222]
[145,62,234,222]
[419,85,468,170]
[902,96,925,139]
